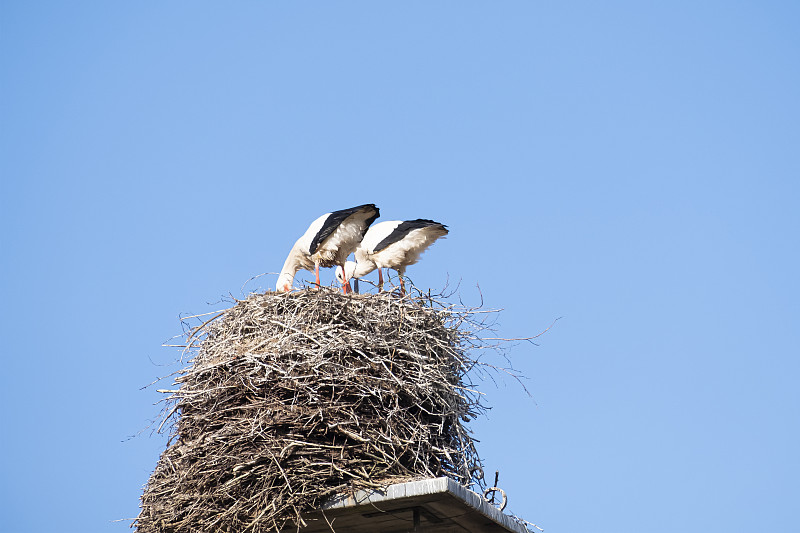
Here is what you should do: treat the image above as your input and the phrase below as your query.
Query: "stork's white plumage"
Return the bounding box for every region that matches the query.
[335,219,448,295]
[276,204,380,293]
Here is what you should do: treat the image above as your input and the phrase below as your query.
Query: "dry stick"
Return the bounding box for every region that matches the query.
[185,310,227,344]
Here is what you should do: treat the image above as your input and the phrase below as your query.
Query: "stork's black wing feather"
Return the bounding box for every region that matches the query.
[309,204,380,254]
[361,207,381,235]
[373,219,447,253]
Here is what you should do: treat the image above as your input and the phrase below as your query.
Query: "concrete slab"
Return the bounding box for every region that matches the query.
[288,477,531,533]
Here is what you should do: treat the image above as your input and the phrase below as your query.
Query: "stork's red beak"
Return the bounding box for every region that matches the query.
[343,280,351,294]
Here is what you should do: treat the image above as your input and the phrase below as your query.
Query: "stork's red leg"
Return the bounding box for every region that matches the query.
[400,275,406,296]
[315,264,321,288]
[378,268,384,292]
[341,266,350,294]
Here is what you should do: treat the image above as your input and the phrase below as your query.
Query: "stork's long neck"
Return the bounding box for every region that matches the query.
[279,246,303,280]
[353,257,377,279]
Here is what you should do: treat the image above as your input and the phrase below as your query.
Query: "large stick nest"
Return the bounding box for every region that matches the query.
[136,288,506,533]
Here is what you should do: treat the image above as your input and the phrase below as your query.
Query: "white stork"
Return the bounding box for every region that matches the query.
[276,204,380,293]
[335,219,448,295]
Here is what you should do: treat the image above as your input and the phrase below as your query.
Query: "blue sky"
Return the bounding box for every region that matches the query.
[1,2,798,532]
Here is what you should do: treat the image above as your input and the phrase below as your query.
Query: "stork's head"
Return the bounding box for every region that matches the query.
[335,261,358,284]
[276,272,293,293]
